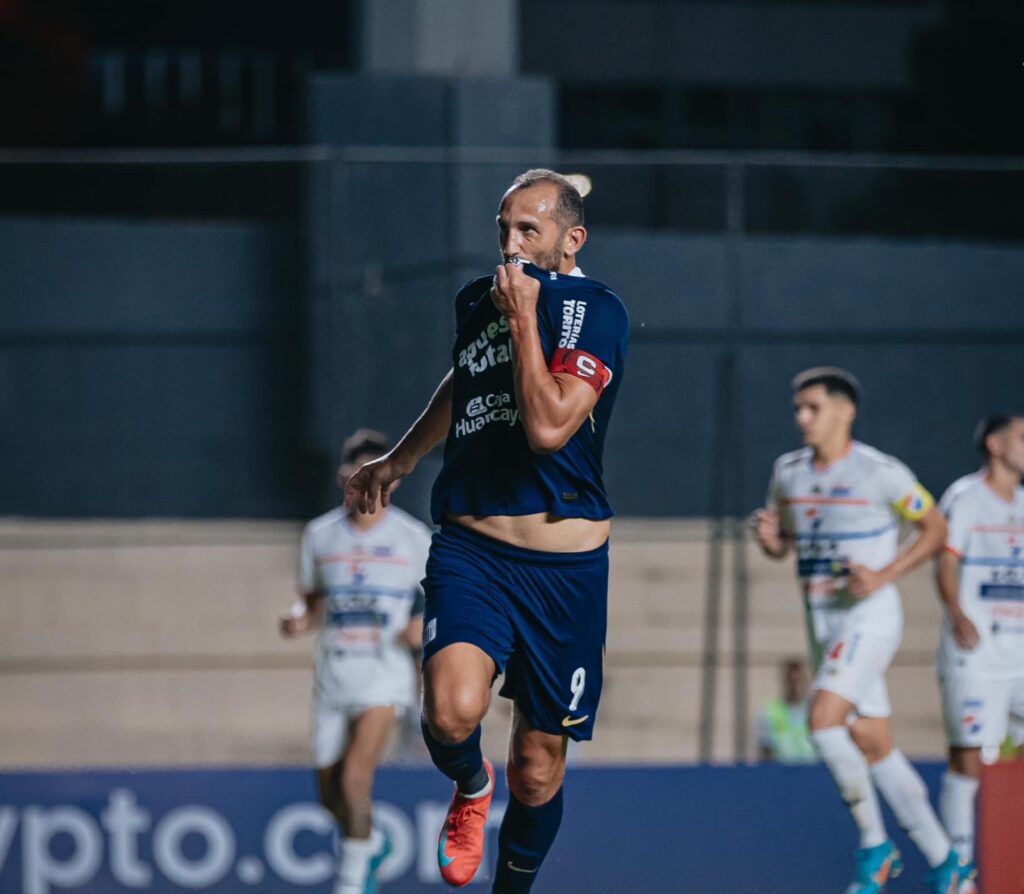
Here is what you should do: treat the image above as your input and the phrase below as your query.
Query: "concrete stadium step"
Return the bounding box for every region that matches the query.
[0,518,951,768]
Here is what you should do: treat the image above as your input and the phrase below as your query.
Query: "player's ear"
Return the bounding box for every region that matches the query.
[984,431,1001,460]
[563,225,587,260]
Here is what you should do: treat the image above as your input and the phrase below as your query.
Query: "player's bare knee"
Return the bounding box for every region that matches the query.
[425,687,487,743]
[856,738,890,765]
[808,703,841,733]
[507,736,565,805]
[949,746,981,778]
[848,722,868,751]
[850,718,892,764]
[507,756,564,805]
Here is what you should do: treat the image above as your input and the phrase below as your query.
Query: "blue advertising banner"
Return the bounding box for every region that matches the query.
[0,763,944,893]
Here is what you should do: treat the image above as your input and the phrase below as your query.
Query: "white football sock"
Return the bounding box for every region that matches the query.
[940,770,979,863]
[870,749,950,868]
[812,727,887,849]
[335,833,378,894]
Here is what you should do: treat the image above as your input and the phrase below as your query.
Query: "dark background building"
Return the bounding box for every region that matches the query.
[1,0,1021,519]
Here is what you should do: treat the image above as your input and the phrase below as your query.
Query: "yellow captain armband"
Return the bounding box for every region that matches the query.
[893,483,934,522]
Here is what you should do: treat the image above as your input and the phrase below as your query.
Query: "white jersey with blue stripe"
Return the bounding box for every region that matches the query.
[299,506,432,704]
[769,441,934,644]
[938,473,1024,678]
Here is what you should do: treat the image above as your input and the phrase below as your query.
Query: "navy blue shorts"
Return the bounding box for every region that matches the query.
[422,522,608,741]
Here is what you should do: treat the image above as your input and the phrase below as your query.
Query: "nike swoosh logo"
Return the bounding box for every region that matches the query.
[507,862,537,873]
[438,829,455,868]
[561,715,589,728]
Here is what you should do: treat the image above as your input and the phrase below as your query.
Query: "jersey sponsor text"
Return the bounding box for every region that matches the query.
[457,317,511,376]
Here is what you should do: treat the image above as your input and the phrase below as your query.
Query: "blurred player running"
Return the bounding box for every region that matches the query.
[346,169,628,892]
[935,415,1024,892]
[280,429,431,894]
[754,367,966,894]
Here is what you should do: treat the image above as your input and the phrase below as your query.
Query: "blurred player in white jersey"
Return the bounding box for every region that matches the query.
[935,415,1024,892]
[280,429,432,894]
[754,367,965,894]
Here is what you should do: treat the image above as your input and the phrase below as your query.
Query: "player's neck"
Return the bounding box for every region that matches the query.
[812,437,853,471]
[984,463,1020,503]
[345,507,388,532]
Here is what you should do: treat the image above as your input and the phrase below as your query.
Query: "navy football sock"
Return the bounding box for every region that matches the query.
[421,717,488,794]
[492,788,564,893]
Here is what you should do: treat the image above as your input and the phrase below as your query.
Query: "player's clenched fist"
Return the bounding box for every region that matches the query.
[344,454,409,515]
[752,506,788,558]
[490,261,540,321]
[949,609,981,650]
[847,563,888,598]
[279,603,315,637]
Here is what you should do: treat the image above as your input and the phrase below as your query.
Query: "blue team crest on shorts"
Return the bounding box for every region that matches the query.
[961,699,983,734]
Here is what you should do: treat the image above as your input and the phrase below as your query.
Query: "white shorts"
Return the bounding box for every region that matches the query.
[311,652,416,768]
[811,626,901,718]
[311,700,405,769]
[940,670,1024,758]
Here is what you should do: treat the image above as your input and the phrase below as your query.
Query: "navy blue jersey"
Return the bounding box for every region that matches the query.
[430,263,628,523]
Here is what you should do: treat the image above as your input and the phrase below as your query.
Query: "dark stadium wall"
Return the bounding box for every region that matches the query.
[300,65,1024,523]
[299,66,1023,523]
[2,208,1021,520]
[520,2,1024,158]
[303,72,557,519]
[5,0,1021,522]
[308,205,1024,521]
[0,216,310,517]
[520,1,937,91]
[586,231,1024,517]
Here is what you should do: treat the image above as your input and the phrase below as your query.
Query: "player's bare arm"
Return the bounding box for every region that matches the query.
[848,505,947,597]
[345,370,453,514]
[399,615,424,650]
[280,590,323,637]
[753,506,791,559]
[492,262,599,454]
[935,548,981,649]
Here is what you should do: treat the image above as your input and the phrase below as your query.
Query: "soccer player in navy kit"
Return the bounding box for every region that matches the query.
[346,169,628,891]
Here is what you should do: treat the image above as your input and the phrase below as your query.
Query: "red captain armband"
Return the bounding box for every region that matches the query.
[550,348,613,396]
